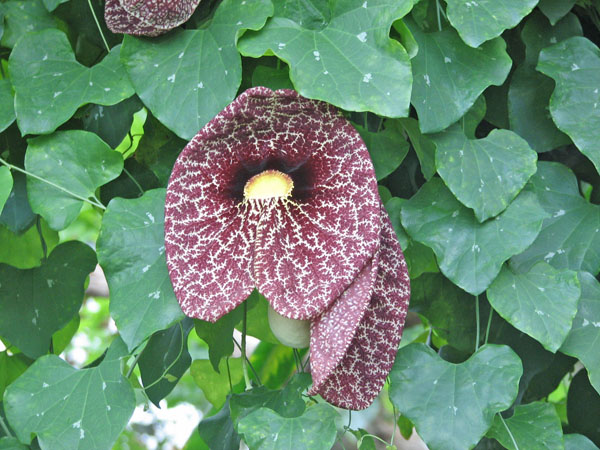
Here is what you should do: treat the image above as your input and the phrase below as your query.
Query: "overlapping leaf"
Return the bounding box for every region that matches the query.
[432,125,538,222]
[97,189,184,351]
[0,220,58,269]
[510,162,600,274]
[401,178,547,295]
[389,343,522,450]
[120,0,273,140]
[487,263,580,352]
[25,130,123,230]
[0,241,96,359]
[0,167,13,214]
[190,358,244,410]
[238,0,413,118]
[195,306,244,373]
[237,403,338,450]
[406,19,511,133]
[537,37,600,175]
[560,272,600,395]
[9,30,134,135]
[4,337,135,450]
[445,0,538,48]
[0,80,15,133]
[538,0,577,25]
[567,370,600,444]
[356,120,409,181]
[0,0,57,48]
[486,402,564,450]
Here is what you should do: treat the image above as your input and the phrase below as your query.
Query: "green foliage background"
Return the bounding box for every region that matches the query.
[1,0,600,449]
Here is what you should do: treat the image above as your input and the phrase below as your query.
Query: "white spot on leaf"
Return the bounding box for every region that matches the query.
[362,73,372,83]
[356,32,367,43]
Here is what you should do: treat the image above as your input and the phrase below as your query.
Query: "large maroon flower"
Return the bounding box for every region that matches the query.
[164,87,410,410]
[104,0,200,36]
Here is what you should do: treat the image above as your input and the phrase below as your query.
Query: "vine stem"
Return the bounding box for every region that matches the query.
[241,302,252,390]
[126,350,144,379]
[0,414,13,438]
[232,337,261,385]
[484,308,493,346]
[499,414,519,450]
[0,157,106,210]
[475,295,480,351]
[87,0,110,53]
[123,167,144,197]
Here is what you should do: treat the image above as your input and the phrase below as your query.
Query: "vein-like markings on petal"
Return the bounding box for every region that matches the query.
[310,207,410,410]
[247,89,381,320]
[309,251,379,393]
[105,0,166,36]
[105,0,199,36]
[120,0,200,29]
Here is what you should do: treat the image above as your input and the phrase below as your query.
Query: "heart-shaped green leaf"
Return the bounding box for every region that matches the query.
[538,0,577,25]
[486,402,564,450]
[9,29,134,135]
[401,178,547,295]
[488,263,580,352]
[0,0,57,48]
[445,0,538,48]
[537,37,600,175]
[560,272,600,395]
[0,241,96,359]
[120,0,273,140]
[389,343,522,450]
[510,162,600,274]
[237,403,338,450]
[406,18,511,133]
[97,189,184,351]
[238,0,413,118]
[25,130,123,231]
[4,337,135,450]
[432,125,537,222]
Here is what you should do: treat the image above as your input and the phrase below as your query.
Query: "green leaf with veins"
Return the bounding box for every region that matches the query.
[0,0,57,48]
[510,162,600,274]
[0,241,96,359]
[486,402,563,450]
[97,189,184,351]
[25,130,123,231]
[238,0,413,118]
[4,337,135,450]
[405,18,511,133]
[237,403,338,450]
[537,37,600,175]
[389,343,522,450]
[0,80,15,134]
[9,30,134,135]
[120,0,273,140]
[487,262,580,352]
[564,434,599,450]
[139,317,194,406]
[445,0,539,48]
[356,120,409,181]
[0,220,58,269]
[0,352,30,399]
[432,125,538,222]
[401,178,547,295]
[560,272,600,395]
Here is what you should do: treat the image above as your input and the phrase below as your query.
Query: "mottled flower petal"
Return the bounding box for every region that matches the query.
[165,87,381,322]
[309,253,379,392]
[309,208,410,410]
[105,0,199,36]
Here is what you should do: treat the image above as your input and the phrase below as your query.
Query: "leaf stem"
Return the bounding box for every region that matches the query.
[232,337,262,385]
[0,414,13,438]
[226,357,233,392]
[475,295,480,351]
[499,414,519,450]
[436,0,443,32]
[391,404,398,445]
[36,216,47,260]
[126,350,143,379]
[484,307,493,346]
[0,157,107,210]
[241,302,251,390]
[123,167,145,197]
[87,0,110,53]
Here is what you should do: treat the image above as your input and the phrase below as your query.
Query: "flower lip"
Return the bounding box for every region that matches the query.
[244,169,294,200]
